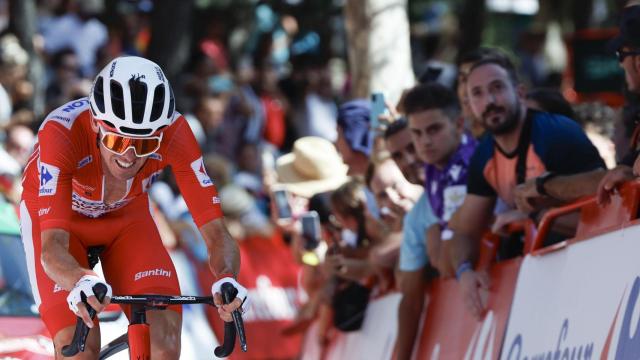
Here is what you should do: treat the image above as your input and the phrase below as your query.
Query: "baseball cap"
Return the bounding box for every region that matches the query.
[608,5,640,51]
[336,99,372,156]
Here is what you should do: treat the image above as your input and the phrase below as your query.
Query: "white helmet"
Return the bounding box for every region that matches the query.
[89,56,175,136]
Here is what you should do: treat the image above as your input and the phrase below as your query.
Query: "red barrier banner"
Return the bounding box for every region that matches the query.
[416,258,522,359]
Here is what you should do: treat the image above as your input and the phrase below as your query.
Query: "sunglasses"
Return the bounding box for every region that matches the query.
[99,127,162,157]
[616,49,640,63]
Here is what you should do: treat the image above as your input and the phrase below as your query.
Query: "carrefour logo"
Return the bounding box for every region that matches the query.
[39,162,60,196]
[190,157,213,187]
[605,276,640,359]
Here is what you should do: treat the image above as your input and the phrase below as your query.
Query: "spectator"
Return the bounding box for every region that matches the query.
[450,52,605,319]
[4,124,35,168]
[274,136,348,200]
[334,99,382,219]
[404,82,476,275]
[40,0,108,76]
[456,48,506,139]
[384,118,424,185]
[45,48,89,112]
[335,99,372,176]
[381,118,440,360]
[0,34,30,113]
[597,5,640,204]
[192,93,228,153]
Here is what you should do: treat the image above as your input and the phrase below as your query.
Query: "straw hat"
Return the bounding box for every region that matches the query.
[275,136,349,198]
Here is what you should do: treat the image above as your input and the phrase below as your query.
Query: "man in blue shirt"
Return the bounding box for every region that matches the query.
[451,52,605,319]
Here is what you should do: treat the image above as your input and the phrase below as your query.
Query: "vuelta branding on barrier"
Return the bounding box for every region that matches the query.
[505,275,640,360]
[602,276,640,359]
[500,226,640,360]
[504,318,595,360]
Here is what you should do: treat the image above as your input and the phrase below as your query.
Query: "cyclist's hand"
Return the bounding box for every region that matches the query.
[597,165,634,206]
[212,277,250,322]
[459,270,489,320]
[66,275,112,328]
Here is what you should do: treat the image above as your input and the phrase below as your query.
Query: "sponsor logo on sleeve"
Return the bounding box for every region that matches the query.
[142,170,163,192]
[61,99,90,113]
[76,155,93,169]
[213,196,221,204]
[39,162,60,196]
[38,207,51,216]
[190,157,213,187]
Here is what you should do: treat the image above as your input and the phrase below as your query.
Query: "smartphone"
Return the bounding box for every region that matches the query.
[370,92,386,130]
[273,189,292,220]
[301,211,321,250]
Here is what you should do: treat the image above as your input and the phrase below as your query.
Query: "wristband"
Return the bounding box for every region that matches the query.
[456,261,473,281]
[535,172,557,197]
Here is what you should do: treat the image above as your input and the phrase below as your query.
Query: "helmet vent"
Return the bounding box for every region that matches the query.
[110,80,125,120]
[102,120,116,129]
[150,84,165,122]
[167,86,175,119]
[129,76,148,124]
[93,76,105,113]
[119,126,153,136]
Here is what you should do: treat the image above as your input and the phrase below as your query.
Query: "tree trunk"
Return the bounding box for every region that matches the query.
[456,0,486,64]
[9,0,45,117]
[344,0,414,105]
[146,0,194,84]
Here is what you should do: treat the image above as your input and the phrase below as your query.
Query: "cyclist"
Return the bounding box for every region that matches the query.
[20,56,248,359]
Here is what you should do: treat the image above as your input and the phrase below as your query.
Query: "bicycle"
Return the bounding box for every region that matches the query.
[61,282,247,359]
[60,248,247,359]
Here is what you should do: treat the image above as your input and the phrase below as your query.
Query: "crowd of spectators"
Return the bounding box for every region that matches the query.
[3,1,640,359]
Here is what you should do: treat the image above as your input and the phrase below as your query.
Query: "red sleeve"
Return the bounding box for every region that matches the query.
[165,117,223,227]
[37,124,76,231]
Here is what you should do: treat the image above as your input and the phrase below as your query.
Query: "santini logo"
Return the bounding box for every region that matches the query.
[505,319,594,360]
[134,268,172,281]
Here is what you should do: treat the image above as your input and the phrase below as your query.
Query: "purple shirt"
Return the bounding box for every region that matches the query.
[424,132,477,239]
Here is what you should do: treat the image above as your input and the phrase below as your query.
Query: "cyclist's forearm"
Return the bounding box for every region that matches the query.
[200,219,240,278]
[41,229,94,290]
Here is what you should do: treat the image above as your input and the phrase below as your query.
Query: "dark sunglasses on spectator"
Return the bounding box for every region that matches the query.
[616,49,640,62]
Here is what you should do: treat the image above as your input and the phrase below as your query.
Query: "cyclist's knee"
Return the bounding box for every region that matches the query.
[148,309,182,359]
[53,324,101,359]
